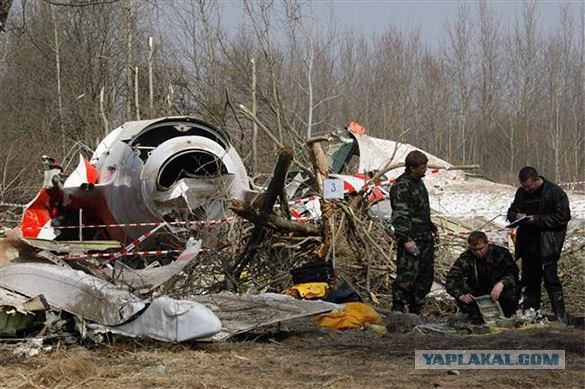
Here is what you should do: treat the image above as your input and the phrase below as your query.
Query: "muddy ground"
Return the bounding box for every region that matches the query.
[0,325,583,388]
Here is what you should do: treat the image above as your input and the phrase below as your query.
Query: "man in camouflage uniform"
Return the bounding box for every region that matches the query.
[389,150,437,314]
[446,231,519,321]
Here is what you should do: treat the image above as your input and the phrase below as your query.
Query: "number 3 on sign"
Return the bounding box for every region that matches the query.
[323,178,344,199]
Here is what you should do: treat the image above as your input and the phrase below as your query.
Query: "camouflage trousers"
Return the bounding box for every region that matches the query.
[392,238,434,313]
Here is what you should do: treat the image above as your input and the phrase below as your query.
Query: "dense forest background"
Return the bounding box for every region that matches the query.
[0,0,583,203]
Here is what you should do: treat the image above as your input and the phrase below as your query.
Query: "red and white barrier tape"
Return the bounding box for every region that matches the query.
[440,229,508,237]
[38,217,236,231]
[288,195,320,205]
[62,249,183,260]
[40,215,322,230]
[0,202,27,208]
[559,181,585,187]
[61,246,238,260]
[114,223,168,259]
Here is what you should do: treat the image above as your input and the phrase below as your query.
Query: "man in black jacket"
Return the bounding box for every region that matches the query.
[506,166,571,322]
[446,231,519,321]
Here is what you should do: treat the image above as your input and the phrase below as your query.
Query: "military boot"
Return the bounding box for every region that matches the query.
[409,304,422,315]
[392,301,405,313]
[549,291,568,325]
[522,291,541,311]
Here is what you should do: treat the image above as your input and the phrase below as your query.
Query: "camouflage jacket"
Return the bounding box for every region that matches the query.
[446,244,519,299]
[389,171,436,242]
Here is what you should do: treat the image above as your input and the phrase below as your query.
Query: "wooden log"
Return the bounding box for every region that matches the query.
[229,200,319,236]
[259,146,293,216]
[231,146,295,282]
[305,139,334,259]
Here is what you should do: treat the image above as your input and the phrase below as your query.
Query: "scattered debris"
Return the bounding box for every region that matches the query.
[0,263,146,326]
[475,295,505,326]
[87,296,221,342]
[12,338,51,358]
[190,293,340,341]
[0,117,582,348]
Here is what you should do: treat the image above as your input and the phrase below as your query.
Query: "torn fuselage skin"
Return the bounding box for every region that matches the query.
[21,117,250,246]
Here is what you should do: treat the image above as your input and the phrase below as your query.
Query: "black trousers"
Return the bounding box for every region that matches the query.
[521,240,563,310]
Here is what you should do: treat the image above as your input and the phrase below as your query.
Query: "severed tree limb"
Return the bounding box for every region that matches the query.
[239,104,284,149]
[279,188,291,219]
[259,146,293,215]
[229,200,319,235]
[305,138,334,258]
[230,146,294,283]
[306,140,329,192]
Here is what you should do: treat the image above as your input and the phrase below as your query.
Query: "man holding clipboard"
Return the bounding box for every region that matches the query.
[506,166,571,323]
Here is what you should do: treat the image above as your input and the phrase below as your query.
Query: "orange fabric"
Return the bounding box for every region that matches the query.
[314,302,382,330]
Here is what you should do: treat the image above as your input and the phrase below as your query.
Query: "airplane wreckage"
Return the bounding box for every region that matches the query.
[1,116,584,343]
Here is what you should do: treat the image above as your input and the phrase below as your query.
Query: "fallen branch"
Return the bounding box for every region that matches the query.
[231,146,295,282]
[229,199,320,236]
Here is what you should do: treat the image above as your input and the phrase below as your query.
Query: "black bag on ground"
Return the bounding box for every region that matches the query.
[323,280,363,304]
[290,261,333,285]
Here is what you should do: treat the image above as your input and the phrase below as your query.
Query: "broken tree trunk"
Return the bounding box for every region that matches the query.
[230,146,294,285]
[230,200,319,236]
[306,138,334,259]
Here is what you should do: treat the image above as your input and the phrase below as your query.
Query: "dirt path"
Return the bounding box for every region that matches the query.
[0,327,583,388]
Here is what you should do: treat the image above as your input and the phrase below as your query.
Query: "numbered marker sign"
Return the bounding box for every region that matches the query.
[323,178,344,200]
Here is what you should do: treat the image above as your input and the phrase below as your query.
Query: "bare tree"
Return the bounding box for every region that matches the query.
[283,0,339,139]
[572,3,585,180]
[0,0,12,32]
[242,0,285,144]
[505,1,540,171]
[124,0,134,120]
[446,3,473,164]
[476,0,502,172]
[545,5,573,182]
[51,5,66,154]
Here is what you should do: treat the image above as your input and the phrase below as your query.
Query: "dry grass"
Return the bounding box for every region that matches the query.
[1,327,583,388]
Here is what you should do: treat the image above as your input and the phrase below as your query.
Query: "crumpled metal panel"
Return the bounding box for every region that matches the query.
[190,293,341,341]
[140,135,248,218]
[352,134,465,182]
[105,239,202,294]
[66,117,250,245]
[0,263,145,326]
[0,288,47,314]
[90,296,222,342]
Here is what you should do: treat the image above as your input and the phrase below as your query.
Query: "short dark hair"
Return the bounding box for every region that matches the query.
[468,231,488,245]
[405,150,428,170]
[519,166,539,182]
